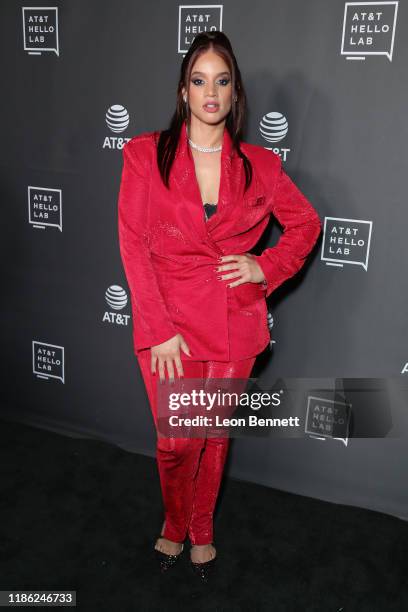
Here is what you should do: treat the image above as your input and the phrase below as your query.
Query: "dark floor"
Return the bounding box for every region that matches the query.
[0,417,406,612]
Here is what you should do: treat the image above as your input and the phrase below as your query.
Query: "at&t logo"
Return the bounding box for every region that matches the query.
[259,112,291,161]
[102,105,131,150]
[103,285,130,326]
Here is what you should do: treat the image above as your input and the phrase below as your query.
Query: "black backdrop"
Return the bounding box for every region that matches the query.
[1,1,407,521]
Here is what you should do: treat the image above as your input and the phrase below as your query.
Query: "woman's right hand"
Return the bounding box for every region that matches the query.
[151,333,191,383]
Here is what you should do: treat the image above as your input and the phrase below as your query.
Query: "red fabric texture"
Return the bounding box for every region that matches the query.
[117,120,322,362]
[136,350,256,545]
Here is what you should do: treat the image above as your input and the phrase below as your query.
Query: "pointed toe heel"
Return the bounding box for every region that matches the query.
[154,539,184,573]
[190,555,217,583]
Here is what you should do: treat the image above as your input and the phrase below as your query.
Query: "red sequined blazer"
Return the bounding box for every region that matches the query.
[117,120,322,361]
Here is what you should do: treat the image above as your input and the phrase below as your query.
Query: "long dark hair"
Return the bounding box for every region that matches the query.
[156,30,253,193]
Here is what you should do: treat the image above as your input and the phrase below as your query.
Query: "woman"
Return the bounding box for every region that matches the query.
[117,31,321,581]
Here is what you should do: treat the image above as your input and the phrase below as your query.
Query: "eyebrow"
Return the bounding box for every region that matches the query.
[191,71,230,77]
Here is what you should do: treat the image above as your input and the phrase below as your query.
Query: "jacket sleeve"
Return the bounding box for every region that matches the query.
[117,140,178,351]
[253,157,322,298]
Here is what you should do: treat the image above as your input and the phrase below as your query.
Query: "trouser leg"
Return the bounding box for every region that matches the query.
[188,356,256,545]
[136,350,206,543]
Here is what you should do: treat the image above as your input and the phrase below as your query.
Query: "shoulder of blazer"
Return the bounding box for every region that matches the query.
[240,141,282,196]
[240,141,281,169]
[125,131,157,152]
[123,131,157,171]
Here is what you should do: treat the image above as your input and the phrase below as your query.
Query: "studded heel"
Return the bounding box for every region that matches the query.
[155,538,184,573]
[190,544,217,583]
[154,520,184,573]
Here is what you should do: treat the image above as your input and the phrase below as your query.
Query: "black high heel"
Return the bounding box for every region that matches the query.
[190,545,217,583]
[154,537,184,573]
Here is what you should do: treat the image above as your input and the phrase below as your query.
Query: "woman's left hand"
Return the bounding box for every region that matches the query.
[215,253,266,288]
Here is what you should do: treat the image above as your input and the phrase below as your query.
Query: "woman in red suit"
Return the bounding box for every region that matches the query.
[117,31,321,581]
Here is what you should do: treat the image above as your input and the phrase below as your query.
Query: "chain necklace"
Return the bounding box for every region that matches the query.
[186,126,222,153]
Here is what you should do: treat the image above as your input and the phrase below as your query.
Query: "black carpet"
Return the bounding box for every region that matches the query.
[0,418,406,611]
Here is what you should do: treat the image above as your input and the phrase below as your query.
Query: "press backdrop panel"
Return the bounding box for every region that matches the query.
[1,0,407,520]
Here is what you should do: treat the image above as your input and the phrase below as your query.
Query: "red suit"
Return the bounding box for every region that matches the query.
[118,120,322,362]
[117,120,322,545]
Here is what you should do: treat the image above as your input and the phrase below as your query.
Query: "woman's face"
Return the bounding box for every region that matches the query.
[182,49,232,126]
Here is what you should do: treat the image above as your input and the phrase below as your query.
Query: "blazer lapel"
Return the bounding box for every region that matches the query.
[170,120,239,239]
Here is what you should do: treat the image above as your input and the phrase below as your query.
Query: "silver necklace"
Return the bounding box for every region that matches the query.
[187,128,222,153]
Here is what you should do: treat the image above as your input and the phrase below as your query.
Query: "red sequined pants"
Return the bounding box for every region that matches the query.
[136,350,256,545]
